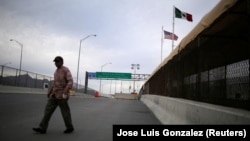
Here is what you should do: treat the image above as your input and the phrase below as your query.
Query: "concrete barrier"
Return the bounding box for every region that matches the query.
[0,85,47,94]
[140,94,250,124]
[99,93,114,98]
[114,93,138,100]
[0,85,96,98]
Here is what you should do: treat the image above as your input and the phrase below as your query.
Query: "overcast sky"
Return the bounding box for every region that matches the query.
[0,0,220,94]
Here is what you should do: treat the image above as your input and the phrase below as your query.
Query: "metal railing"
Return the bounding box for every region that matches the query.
[0,65,53,89]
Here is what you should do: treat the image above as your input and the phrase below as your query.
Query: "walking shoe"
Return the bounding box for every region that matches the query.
[33,128,46,134]
[64,128,74,133]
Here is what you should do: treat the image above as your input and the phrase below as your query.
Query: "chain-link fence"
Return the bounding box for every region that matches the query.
[0,65,53,89]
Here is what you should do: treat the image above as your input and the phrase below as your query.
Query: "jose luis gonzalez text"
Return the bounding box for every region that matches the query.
[116,128,246,138]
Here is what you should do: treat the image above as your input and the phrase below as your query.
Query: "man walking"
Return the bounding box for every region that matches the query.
[33,56,74,134]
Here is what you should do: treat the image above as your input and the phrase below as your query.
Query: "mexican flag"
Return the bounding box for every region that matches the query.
[174,7,193,22]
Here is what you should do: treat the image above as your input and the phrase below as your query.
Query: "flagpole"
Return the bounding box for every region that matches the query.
[161,26,163,62]
[172,5,175,51]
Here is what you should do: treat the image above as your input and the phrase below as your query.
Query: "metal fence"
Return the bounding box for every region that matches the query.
[0,65,53,89]
[142,57,249,110]
[140,0,250,110]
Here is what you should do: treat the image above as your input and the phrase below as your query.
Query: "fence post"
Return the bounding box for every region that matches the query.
[25,71,28,87]
[15,69,18,86]
[0,66,3,85]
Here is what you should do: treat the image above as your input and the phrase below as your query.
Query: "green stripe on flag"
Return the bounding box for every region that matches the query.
[175,7,183,18]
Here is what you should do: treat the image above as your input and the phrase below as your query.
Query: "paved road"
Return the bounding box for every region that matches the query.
[0,93,161,141]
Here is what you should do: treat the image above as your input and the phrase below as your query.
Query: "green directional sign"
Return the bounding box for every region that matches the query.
[96,72,131,79]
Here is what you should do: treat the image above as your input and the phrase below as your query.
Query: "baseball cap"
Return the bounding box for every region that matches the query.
[53,56,63,62]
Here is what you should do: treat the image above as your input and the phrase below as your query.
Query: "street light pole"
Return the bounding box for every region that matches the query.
[131,64,140,93]
[76,34,96,91]
[99,62,111,95]
[10,39,23,80]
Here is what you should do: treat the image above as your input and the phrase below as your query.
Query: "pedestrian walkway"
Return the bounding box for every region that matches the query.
[0,93,161,141]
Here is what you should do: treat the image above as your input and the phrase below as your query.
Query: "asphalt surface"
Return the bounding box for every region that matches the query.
[0,93,161,141]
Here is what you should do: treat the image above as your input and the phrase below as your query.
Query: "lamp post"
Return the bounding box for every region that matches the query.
[76,34,96,91]
[10,39,23,78]
[99,62,111,95]
[131,64,140,93]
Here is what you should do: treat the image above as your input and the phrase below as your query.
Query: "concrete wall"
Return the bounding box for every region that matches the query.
[140,94,250,124]
[0,85,95,98]
[114,93,138,100]
[0,85,47,94]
